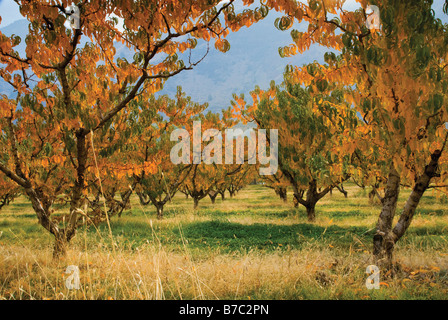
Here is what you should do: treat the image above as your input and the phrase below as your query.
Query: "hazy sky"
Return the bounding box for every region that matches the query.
[0,0,23,28]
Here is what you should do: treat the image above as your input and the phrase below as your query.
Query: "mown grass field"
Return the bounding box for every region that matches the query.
[0,183,447,300]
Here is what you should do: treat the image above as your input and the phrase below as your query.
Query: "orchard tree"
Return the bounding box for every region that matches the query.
[135,88,206,219]
[234,79,357,221]
[181,109,238,209]
[185,163,218,209]
[277,0,448,266]
[0,0,272,257]
[261,170,290,203]
[0,176,20,211]
[82,95,162,222]
[206,164,231,203]
[226,163,255,198]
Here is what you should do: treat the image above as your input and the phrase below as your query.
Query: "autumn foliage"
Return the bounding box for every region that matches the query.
[1,0,448,270]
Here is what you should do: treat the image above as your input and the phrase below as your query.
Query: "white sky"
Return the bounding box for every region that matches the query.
[0,0,23,27]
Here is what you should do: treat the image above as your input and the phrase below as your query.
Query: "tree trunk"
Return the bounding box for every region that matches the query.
[208,190,219,204]
[67,130,88,238]
[290,182,303,209]
[336,184,348,198]
[193,197,199,210]
[369,184,383,203]
[53,234,68,258]
[219,191,225,201]
[278,187,287,202]
[156,203,164,220]
[117,189,133,218]
[373,167,400,268]
[291,178,334,222]
[373,150,442,267]
[305,180,319,222]
[137,192,151,205]
[368,188,375,201]
[305,204,316,222]
[293,195,299,208]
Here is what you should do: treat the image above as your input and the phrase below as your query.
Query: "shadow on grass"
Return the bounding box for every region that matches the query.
[102,215,448,253]
[197,208,299,218]
[171,221,375,253]
[90,219,375,252]
[415,208,447,216]
[323,210,371,219]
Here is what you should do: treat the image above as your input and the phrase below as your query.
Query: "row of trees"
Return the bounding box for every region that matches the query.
[231,0,448,267]
[1,0,448,269]
[0,0,274,257]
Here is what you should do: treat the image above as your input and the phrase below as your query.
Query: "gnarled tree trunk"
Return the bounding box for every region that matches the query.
[209,190,218,204]
[373,150,443,268]
[193,197,200,210]
[291,178,339,222]
[373,167,400,268]
[275,187,287,202]
[155,202,164,220]
[336,184,348,198]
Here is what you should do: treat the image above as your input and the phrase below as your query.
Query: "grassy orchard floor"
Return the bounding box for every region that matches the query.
[0,183,447,300]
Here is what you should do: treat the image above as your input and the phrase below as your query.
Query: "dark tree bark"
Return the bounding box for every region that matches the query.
[336,184,348,198]
[209,190,218,204]
[373,167,400,268]
[275,187,287,202]
[193,197,200,210]
[288,177,347,222]
[305,203,316,222]
[293,195,299,208]
[303,180,319,222]
[373,149,443,267]
[142,193,169,220]
[369,182,384,203]
[155,202,164,220]
[190,190,209,210]
[0,192,19,210]
[137,192,151,205]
